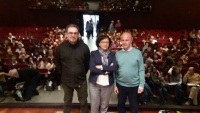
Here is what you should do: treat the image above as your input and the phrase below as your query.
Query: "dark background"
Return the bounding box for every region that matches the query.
[0,0,199,29]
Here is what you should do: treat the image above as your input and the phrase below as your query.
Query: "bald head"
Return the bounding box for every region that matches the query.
[188,67,194,75]
[120,32,133,51]
[121,32,132,40]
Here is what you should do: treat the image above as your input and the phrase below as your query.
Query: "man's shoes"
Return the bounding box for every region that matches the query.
[152,94,157,98]
[32,90,39,95]
[184,101,190,106]
[22,98,31,102]
[0,97,5,102]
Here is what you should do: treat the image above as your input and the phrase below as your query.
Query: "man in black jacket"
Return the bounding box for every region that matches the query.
[1,68,40,101]
[55,24,90,113]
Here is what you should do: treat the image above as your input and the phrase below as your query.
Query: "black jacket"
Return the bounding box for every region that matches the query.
[11,68,40,90]
[55,39,90,88]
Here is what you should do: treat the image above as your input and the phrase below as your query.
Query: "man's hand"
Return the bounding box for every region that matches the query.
[138,87,143,94]
[114,86,119,94]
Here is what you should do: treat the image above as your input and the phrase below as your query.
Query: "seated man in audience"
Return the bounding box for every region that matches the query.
[163,51,175,69]
[46,48,54,60]
[6,49,15,60]
[9,56,19,66]
[183,67,200,106]
[8,33,16,43]
[142,42,149,53]
[15,43,25,54]
[2,39,10,50]
[190,48,200,57]
[10,38,18,49]
[145,46,154,57]
[26,45,35,53]
[0,68,40,101]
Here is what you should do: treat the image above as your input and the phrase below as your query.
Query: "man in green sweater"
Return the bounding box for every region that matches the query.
[114,32,145,113]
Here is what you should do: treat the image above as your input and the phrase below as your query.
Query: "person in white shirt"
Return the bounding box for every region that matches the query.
[89,35,117,113]
[8,33,16,43]
[168,66,183,105]
[15,43,25,54]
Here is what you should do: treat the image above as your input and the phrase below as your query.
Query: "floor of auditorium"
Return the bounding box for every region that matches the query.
[1,36,200,112]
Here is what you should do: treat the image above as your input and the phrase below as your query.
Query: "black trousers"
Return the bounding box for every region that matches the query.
[117,83,139,113]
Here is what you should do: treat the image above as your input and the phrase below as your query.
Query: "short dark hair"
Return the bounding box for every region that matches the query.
[96,35,112,48]
[65,24,79,33]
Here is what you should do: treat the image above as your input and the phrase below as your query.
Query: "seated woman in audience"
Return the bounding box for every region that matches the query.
[15,43,25,54]
[37,57,52,90]
[180,54,188,64]
[152,54,162,66]
[37,57,51,70]
[162,44,169,52]
[39,44,48,56]
[32,50,42,63]
[150,66,167,105]
[156,46,164,57]
[27,56,37,69]
[168,66,183,105]
[19,50,29,63]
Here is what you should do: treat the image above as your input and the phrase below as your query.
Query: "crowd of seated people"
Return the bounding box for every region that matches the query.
[28,0,89,10]
[98,0,152,11]
[0,26,68,102]
[0,25,200,106]
[100,25,200,105]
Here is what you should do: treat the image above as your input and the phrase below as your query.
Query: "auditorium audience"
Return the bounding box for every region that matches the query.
[1,26,200,106]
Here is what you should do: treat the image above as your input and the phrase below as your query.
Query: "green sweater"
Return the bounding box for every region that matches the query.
[114,47,145,88]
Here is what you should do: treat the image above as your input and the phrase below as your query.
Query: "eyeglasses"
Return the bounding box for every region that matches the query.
[68,32,79,35]
[100,41,109,44]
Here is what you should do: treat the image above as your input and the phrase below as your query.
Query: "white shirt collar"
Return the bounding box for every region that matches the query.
[122,46,133,52]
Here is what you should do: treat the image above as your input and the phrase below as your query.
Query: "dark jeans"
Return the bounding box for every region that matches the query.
[24,74,41,100]
[154,85,167,102]
[62,80,88,113]
[172,84,182,103]
[143,83,153,102]
[117,83,139,113]
[0,85,4,97]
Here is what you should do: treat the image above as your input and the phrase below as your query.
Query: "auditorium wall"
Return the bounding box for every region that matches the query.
[0,0,199,29]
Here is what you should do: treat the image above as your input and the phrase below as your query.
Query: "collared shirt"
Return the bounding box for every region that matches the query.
[122,46,133,52]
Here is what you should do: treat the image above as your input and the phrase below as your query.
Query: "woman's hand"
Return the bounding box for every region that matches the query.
[95,65,101,69]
